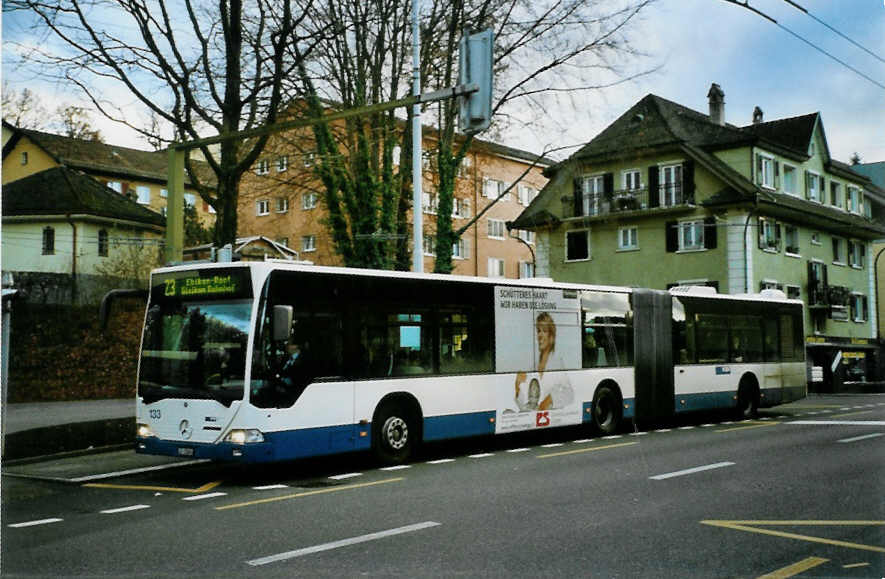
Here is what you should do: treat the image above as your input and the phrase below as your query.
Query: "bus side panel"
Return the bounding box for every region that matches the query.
[632,289,673,423]
[780,361,807,405]
[674,364,761,412]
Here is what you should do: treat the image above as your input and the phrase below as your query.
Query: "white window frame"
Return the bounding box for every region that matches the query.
[757,154,775,190]
[785,284,801,300]
[136,185,151,205]
[256,199,270,216]
[759,218,779,252]
[784,225,800,256]
[422,192,438,215]
[275,197,289,213]
[623,169,641,191]
[160,188,168,198]
[851,293,868,322]
[452,237,470,260]
[565,229,591,262]
[617,226,638,250]
[301,235,316,253]
[483,178,510,202]
[581,174,605,216]
[678,220,704,251]
[488,219,506,240]
[832,236,845,265]
[302,192,318,210]
[423,234,436,256]
[453,197,471,219]
[277,155,289,173]
[660,162,683,206]
[848,240,864,268]
[811,231,821,246]
[517,229,535,245]
[806,171,821,202]
[847,186,862,214]
[184,193,196,207]
[107,181,122,193]
[519,261,535,279]
[487,257,505,278]
[829,181,842,208]
[782,164,797,195]
[255,159,270,175]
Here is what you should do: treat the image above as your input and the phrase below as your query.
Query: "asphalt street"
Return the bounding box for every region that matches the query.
[2,395,884,578]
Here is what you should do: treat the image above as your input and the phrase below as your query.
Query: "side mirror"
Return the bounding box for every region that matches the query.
[272,305,293,342]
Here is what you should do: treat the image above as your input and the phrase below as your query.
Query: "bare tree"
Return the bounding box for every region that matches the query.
[4,0,320,246]
[55,104,103,141]
[1,82,48,129]
[293,0,655,271]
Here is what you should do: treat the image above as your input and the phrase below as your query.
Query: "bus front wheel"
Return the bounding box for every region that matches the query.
[373,403,417,465]
[592,385,622,435]
[736,380,759,419]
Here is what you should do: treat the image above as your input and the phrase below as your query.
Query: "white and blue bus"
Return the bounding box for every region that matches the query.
[135,261,806,463]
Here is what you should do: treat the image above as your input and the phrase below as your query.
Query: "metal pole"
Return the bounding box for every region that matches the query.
[411,0,423,273]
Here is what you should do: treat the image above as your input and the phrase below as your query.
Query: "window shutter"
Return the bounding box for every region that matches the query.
[648,166,660,208]
[758,217,765,249]
[704,217,717,249]
[683,160,695,204]
[805,171,811,199]
[850,295,857,321]
[819,177,826,201]
[463,238,471,260]
[755,154,763,186]
[807,261,817,303]
[860,242,867,266]
[573,177,583,217]
[863,295,869,320]
[774,222,782,250]
[822,263,828,289]
[665,220,678,252]
[774,161,780,189]
[603,173,614,201]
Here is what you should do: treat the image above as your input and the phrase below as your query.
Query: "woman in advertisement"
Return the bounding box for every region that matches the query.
[514,312,574,411]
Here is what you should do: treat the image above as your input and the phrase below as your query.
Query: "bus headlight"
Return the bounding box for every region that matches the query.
[137,423,155,438]
[225,429,264,444]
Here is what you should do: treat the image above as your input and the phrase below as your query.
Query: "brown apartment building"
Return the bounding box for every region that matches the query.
[237,133,553,278]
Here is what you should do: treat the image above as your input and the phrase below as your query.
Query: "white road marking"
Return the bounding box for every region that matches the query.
[837,433,885,444]
[700,423,715,427]
[328,472,362,480]
[468,453,494,458]
[541,443,564,448]
[101,505,151,514]
[506,448,530,453]
[426,458,455,464]
[8,518,64,528]
[628,432,648,436]
[650,462,735,481]
[380,465,411,471]
[246,521,441,566]
[602,435,622,439]
[68,460,211,483]
[253,484,289,491]
[182,492,227,501]
[572,439,592,443]
[654,429,672,433]
[678,426,695,430]
[788,420,885,426]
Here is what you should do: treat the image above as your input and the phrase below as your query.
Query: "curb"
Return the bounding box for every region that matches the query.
[2,417,134,463]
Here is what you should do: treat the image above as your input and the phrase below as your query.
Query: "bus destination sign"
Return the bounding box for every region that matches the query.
[152,268,252,301]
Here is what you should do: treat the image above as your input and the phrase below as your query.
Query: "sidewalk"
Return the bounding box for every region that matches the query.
[2,398,135,462]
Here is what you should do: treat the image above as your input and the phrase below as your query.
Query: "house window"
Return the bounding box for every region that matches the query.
[660,164,683,206]
[520,261,535,279]
[832,237,844,264]
[255,159,270,175]
[277,237,289,248]
[755,154,774,189]
[256,199,270,216]
[452,238,470,260]
[623,169,641,191]
[851,294,869,322]
[275,197,289,213]
[392,146,402,167]
[303,152,316,168]
[422,193,439,214]
[805,172,820,202]
[785,285,801,300]
[847,186,862,214]
[107,181,122,193]
[20,151,28,165]
[457,154,472,178]
[758,218,780,251]
[483,178,510,202]
[848,240,866,268]
[581,175,605,216]
[760,280,783,291]
[303,192,318,210]
[42,227,55,255]
[811,231,821,245]
[516,229,534,245]
[135,186,151,205]
[487,257,505,278]
[565,229,590,261]
[782,164,796,195]
[160,189,168,198]
[301,235,316,253]
[618,226,638,250]
[517,184,537,206]
[277,155,289,172]
[423,235,436,256]
[453,197,471,219]
[784,225,799,255]
[830,181,842,208]
[98,229,109,257]
[488,219,506,240]
[184,193,196,207]
[679,220,704,251]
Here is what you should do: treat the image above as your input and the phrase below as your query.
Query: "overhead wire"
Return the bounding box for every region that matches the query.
[779,0,885,65]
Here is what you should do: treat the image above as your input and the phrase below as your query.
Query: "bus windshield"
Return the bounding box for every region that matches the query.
[138,300,251,406]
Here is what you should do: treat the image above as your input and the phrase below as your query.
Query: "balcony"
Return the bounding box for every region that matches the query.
[561,185,695,219]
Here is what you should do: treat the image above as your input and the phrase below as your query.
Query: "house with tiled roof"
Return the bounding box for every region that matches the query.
[511,83,885,391]
[2,166,166,304]
[1,121,216,228]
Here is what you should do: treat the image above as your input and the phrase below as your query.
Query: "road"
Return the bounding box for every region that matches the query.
[3,395,884,578]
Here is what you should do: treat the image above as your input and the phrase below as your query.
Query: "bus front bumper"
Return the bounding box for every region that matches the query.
[136,436,274,463]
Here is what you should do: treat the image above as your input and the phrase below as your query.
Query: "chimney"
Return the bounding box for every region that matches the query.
[752,106,764,124]
[707,83,725,126]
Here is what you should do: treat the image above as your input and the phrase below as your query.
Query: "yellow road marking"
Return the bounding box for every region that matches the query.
[701,520,885,554]
[843,562,870,569]
[215,477,403,511]
[716,421,780,433]
[537,441,638,459]
[84,480,222,494]
[757,556,828,579]
[830,410,873,419]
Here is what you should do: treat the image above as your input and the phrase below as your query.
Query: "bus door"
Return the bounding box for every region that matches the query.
[762,315,784,405]
[632,289,674,424]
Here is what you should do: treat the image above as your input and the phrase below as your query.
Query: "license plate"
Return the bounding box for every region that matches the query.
[177,447,194,457]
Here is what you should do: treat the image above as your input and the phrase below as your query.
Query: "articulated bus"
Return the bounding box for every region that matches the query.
[135,261,806,463]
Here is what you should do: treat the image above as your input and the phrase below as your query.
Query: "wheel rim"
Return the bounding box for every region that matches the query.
[382,416,408,451]
[595,395,612,428]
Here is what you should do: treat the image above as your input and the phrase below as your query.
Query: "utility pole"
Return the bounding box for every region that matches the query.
[411,0,423,273]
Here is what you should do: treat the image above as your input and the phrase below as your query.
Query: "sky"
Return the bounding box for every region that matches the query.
[3,0,884,165]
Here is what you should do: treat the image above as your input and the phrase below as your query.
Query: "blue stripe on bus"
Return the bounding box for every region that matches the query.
[423,411,496,441]
[675,391,736,413]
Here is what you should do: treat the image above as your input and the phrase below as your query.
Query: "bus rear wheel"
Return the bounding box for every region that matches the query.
[373,403,417,465]
[736,381,759,419]
[592,385,622,435]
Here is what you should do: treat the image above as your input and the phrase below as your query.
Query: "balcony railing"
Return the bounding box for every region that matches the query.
[561,185,695,219]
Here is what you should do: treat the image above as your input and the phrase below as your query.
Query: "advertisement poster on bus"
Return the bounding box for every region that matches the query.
[494,286,582,434]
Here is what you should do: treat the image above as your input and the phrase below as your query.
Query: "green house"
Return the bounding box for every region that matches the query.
[511,84,885,391]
